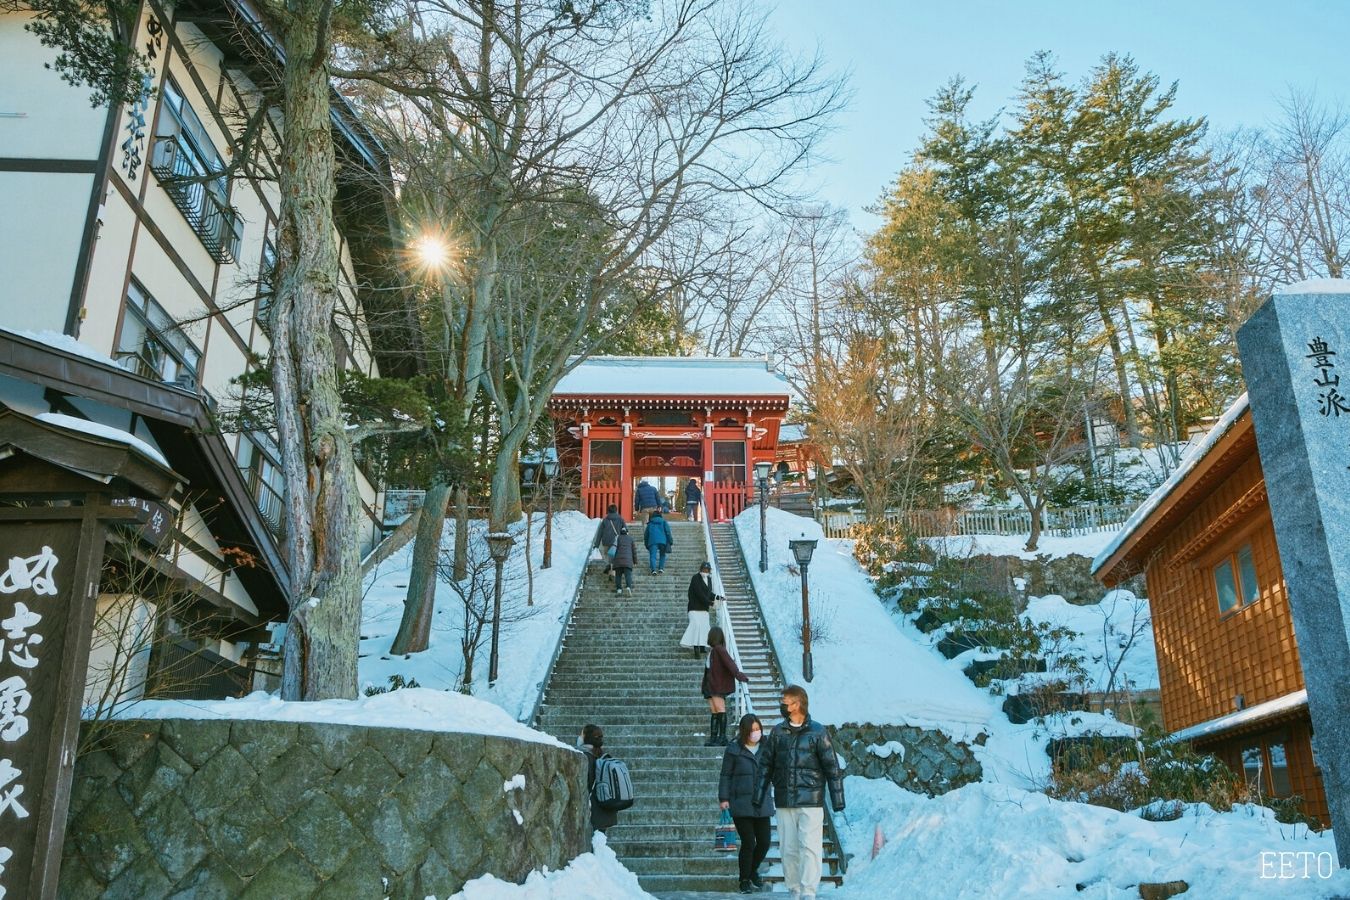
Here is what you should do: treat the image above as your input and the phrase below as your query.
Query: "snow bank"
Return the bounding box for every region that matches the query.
[450,833,652,899]
[105,687,569,748]
[734,507,996,736]
[837,777,1348,899]
[359,510,594,722]
[1020,591,1159,693]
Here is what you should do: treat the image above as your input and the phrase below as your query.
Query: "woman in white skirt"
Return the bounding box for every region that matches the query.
[681,561,718,655]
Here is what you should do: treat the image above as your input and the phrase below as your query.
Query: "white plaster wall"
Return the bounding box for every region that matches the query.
[0,172,92,331]
[0,14,107,159]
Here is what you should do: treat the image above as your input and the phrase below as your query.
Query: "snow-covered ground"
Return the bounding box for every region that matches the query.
[106,687,569,748]
[924,530,1118,561]
[1019,590,1159,694]
[359,510,595,721]
[838,777,1348,899]
[450,834,651,899]
[734,506,996,738]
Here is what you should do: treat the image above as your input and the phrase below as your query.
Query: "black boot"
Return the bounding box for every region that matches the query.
[714,712,728,744]
[704,714,721,746]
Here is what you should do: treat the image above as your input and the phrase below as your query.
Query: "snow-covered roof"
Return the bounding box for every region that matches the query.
[1169,690,1307,743]
[1276,277,1350,295]
[35,411,171,468]
[0,326,117,366]
[553,356,790,398]
[1091,393,1249,580]
[779,423,808,443]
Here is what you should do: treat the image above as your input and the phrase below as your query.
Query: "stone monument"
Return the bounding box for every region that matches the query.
[1237,279,1350,866]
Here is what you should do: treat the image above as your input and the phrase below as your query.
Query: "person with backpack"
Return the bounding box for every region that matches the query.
[685,478,703,521]
[580,723,634,833]
[681,561,717,655]
[753,685,845,900]
[612,526,637,597]
[703,625,749,746]
[596,504,625,575]
[719,713,774,893]
[644,509,673,575]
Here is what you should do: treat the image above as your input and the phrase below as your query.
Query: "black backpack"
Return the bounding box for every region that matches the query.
[592,753,636,811]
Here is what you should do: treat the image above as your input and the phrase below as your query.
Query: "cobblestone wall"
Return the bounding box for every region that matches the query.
[831,723,982,795]
[59,718,589,899]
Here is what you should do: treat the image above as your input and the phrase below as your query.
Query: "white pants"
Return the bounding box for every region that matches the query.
[777,806,823,897]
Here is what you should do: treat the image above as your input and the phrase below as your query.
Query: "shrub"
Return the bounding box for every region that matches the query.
[363,673,422,696]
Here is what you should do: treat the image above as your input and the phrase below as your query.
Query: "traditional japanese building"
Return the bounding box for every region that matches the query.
[0,0,408,702]
[549,356,792,521]
[1092,395,1330,825]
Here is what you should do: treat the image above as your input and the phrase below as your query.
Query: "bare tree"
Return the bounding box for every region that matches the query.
[438,533,540,694]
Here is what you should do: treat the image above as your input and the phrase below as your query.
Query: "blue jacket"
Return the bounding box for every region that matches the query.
[635,482,661,509]
[643,516,672,549]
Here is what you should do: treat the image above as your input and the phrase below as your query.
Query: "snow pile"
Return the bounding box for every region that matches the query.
[1019,590,1159,693]
[925,531,1121,562]
[360,511,594,721]
[450,833,652,899]
[105,687,569,748]
[837,777,1348,899]
[735,506,995,737]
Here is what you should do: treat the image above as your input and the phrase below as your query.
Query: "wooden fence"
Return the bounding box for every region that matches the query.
[706,481,750,522]
[820,502,1136,540]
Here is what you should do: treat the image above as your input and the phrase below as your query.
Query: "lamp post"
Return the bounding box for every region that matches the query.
[486,531,515,685]
[789,537,818,682]
[542,456,558,569]
[754,460,773,573]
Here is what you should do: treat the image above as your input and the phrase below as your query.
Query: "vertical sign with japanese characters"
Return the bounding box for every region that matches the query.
[0,523,84,900]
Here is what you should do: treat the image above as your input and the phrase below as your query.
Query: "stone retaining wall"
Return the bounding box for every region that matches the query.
[59,718,589,899]
[832,723,982,795]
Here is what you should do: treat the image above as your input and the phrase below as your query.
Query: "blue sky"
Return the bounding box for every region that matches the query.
[766,0,1350,227]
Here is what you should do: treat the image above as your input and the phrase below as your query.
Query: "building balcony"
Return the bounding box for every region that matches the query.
[149,134,244,265]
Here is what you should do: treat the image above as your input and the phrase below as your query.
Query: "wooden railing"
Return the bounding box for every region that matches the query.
[820,502,1136,540]
[706,481,750,522]
[583,482,621,519]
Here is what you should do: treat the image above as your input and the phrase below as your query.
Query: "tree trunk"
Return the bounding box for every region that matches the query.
[453,483,469,582]
[390,478,452,654]
[488,448,523,530]
[275,1,362,701]
[524,504,534,606]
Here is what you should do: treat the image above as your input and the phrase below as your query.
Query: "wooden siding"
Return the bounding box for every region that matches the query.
[1144,452,1306,733]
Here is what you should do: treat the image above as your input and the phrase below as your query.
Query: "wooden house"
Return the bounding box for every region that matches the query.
[1092,395,1330,825]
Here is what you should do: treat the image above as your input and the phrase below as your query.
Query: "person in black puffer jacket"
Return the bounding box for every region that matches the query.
[719,714,774,893]
[753,685,843,900]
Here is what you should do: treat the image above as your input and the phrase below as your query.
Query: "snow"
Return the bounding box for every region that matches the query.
[450,833,652,899]
[1092,393,1250,578]
[503,774,527,793]
[734,506,997,736]
[35,411,170,467]
[1171,690,1307,743]
[836,777,1348,899]
[359,510,595,722]
[1019,591,1160,693]
[925,531,1120,562]
[553,355,790,397]
[1,326,116,365]
[102,687,569,748]
[1277,278,1350,295]
[867,740,905,761]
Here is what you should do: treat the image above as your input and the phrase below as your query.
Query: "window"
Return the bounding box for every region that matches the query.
[1214,542,1260,614]
[238,435,285,537]
[149,78,242,263]
[116,282,201,389]
[713,441,745,484]
[1238,732,1294,799]
[641,410,692,427]
[589,440,621,486]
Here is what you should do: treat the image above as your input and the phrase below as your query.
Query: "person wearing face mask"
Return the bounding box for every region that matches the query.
[719,714,774,893]
[753,685,844,900]
[579,724,618,833]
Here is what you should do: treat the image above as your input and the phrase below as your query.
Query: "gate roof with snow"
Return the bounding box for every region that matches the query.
[549,356,791,521]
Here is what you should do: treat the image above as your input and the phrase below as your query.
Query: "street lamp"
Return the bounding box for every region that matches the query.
[541,456,559,569]
[789,537,818,682]
[754,460,773,572]
[486,531,515,685]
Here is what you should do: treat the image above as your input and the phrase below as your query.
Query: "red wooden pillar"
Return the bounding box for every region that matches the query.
[620,419,635,521]
[579,428,592,517]
[744,417,756,509]
[700,412,714,519]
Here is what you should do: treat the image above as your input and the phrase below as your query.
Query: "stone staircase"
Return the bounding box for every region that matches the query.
[534,519,844,894]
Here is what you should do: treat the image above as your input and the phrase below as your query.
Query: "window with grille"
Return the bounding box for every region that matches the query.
[115,282,202,389]
[589,440,621,485]
[713,441,745,484]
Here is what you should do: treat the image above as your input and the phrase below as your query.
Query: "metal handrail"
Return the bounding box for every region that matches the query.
[699,499,754,721]
[524,537,591,727]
